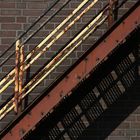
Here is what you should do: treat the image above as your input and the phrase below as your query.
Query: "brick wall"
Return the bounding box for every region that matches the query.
[0,0,139,139]
[107,106,140,140]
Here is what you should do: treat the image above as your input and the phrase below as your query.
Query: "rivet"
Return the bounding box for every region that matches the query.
[135,21,138,25]
[85,57,88,61]
[27,111,31,116]
[77,75,81,80]
[19,129,25,137]
[60,91,63,97]
[65,75,69,79]
[41,112,44,116]
[96,58,100,61]
[9,131,12,136]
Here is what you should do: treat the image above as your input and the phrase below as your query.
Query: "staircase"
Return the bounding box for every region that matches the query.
[0,0,139,140]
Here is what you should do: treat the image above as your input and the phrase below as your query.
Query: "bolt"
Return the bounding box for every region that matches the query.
[19,129,25,137]
[135,21,138,25]
[85,57,88,61]
[96,58,100,61]
[122,21,125,24]
[41,112,44,116]
[28,112,31,116]
[77,75,81,80]
[65,75,69,79]
[60,91,63,97]
[9,131,12,136]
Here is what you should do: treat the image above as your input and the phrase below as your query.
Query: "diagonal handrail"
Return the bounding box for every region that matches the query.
[0,0,61,63]
[0,2,109,120]
[0,0,134,123]
[0,0,94,94]
[0,0,98,98]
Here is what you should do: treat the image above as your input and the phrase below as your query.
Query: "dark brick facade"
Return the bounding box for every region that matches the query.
[0,0,139,139]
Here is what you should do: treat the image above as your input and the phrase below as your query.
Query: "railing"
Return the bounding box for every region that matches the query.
[0,0,131,121]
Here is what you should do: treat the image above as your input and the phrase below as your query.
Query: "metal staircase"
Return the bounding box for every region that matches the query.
[0,0,139,139]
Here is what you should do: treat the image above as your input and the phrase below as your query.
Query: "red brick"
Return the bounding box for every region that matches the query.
[1,24,22,30]
[27,3,48,9]
[131,137,140,140]
[0,17,15,23]
[16,3,26,9]
[1,38,15,44]
[0,31,16,37]
[110,130,125,136]
[16,17,27,23]
[136,115,140,121]
[117,122,130,129]
[1,9,21,16]
[0,2,15,8]
[23,10,43,16]
[131,122,140,129]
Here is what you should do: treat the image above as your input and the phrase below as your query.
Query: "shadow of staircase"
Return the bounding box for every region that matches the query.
[0,1,139,139]
[78,80,139,140]
[23,24,140,140]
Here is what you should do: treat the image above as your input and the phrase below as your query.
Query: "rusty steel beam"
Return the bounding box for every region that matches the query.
[18,46,24,113]
[1,2,140,140]
[108,0,114,26]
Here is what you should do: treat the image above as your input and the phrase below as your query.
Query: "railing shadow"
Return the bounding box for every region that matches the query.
[23,26,140,140]
[78,79,140,140]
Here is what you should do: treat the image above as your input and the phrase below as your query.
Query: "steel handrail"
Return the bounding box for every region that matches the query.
[0,0,61,61]
[0,0,131,121]
[0,0,97,94]
[0,4,108,120]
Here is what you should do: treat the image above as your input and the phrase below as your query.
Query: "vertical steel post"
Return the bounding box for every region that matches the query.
[108,0,119,27]
[114,0,118,21]
[108,0,114,27]
[14,40,20,113]
[19,46,24,113]
[14,40,24,114]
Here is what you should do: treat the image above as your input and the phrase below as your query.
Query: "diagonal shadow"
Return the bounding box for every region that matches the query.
[23,25,140,140]
[78,79,140,140]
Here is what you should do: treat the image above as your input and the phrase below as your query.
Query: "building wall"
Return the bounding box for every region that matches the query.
[107,106,140,140]
[0,0,139,139]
